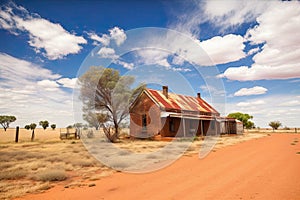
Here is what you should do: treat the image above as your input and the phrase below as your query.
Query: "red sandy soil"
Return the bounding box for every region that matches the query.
[15,134,300,200]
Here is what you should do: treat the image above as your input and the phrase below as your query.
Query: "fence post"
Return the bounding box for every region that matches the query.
[15,126,19,143]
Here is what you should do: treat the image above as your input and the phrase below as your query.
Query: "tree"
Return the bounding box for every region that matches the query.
[39,120,49,130]
[73,123,83,129]
[29,123,37,141]
[269,121,281,131]
[66,125,73,129]
[51,124,56,130]
[0,115,16,131]
[228,112,254,129]
[24,125,30,130]
[78,66,145,142]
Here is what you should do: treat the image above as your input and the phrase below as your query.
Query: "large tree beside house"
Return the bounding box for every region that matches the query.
[78,66,145,142]
[227,112,254,129]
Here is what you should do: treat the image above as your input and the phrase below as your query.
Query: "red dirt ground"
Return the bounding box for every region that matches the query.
[15,134,300,200]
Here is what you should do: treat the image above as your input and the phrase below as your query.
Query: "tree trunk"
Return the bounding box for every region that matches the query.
[4,127,7,131]
[31,129,35,141]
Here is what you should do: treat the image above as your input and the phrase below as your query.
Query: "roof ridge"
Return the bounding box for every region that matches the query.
[146,88,200,99]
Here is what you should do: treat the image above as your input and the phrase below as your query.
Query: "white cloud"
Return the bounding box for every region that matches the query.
[114,60,134,70]
[0,53,61,83]
[109,27,127,46]
[135,49,171,68]
[0,2,86,60]
[200,34,246,65]
[171,55,185,66]
[234,86,268,96]
[37,79,60,92]
[280,100,300,107]
[87,32,110,46]
[237,100,265,107]
[221,1,300,81]
[57,78,78,89]
[133,32,246,68]
[88,26,126,46]
[247,47,260,56]
[97,47,118,59]
[0,53,76,127]
[203,0,268,30]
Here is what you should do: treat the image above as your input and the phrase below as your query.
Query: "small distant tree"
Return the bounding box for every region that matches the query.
[0,115,16,131]
[73,123,83,129]
[29,123,37,141]
[269,121,281,131]
[24,125,30,130]
[66,125,73,129]
[39,120,49,130]
[51,124,56,130]
[228,112,254,130]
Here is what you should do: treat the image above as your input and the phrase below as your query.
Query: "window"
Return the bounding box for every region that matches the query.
[142,114,147,130]
[169,118,175,132]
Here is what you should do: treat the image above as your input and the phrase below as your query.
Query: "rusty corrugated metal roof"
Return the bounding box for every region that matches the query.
[146,89,219,115]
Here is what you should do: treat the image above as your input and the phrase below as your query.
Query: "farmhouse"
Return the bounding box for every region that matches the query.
[129,86,242,138]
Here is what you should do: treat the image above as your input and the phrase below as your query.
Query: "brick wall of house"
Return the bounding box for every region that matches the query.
[130,92,161,138]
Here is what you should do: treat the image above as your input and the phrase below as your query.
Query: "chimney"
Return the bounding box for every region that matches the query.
[197,92,201,98]
[162,86,168,98]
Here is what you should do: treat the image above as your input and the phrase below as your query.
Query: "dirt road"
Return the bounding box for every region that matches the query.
[16,134,300,200]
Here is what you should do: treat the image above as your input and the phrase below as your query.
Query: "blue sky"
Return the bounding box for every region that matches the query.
[0,0,300,128]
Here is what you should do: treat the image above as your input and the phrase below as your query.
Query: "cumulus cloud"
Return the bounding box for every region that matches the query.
[88,26,126,46]
[200,34,246,65]
[109,27,127,46]
[221,1,300,81]
[0,2,86,60]
[0,53,76,127]
[133,31,246,68]
[87,32,110,46]
[97,47,119,59]
[234,86,268,96]
[57,78,78,89]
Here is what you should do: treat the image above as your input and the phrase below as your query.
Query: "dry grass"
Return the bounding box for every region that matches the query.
[0,128,271,199]
[0,128,113,200]
[33,169,67,181]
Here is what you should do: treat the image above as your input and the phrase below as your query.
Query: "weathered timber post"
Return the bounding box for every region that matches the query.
[15,126,19,143]
[31,129,35,141]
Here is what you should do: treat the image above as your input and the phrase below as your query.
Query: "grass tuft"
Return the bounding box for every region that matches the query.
[0,170,27,180]
[33,169,67,182]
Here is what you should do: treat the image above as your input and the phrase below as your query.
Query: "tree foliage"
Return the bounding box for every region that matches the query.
[51,124,56,130]
[78,66,145,142]
[269,121,281,131]
[24,125,30,130]
[0,115,16,131]
[39,120,49,130]
[228,112,254,129]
